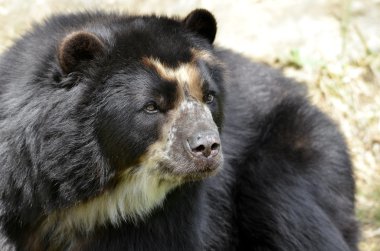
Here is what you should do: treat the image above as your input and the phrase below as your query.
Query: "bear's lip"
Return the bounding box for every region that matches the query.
[189,155,222,173]
[174,165,222,182]
[158,153,223,181]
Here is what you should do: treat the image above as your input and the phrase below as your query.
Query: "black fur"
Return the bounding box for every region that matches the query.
[0,10,358,251]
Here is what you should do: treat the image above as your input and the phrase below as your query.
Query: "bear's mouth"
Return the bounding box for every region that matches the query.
[156,151,223,182]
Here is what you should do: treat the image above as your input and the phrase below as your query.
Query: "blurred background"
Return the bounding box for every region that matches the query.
[0,0,379,250]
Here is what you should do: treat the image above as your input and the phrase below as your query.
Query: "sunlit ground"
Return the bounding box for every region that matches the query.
[0,0,379,250]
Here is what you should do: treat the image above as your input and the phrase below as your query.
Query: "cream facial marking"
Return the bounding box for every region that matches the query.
[141,56,221,177]
[190,48,217,64]
[142,56,204,101]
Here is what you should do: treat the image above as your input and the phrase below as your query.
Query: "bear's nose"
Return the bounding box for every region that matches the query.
[187,131,220,158]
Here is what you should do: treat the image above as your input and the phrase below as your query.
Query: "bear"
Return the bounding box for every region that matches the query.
[0,9,358,251]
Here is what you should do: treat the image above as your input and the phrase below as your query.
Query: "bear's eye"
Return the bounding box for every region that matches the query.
[205,93,215,104]
[144,102,159,113]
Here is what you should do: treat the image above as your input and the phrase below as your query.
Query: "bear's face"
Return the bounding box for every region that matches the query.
[95,46,224,182]
[34,9,224,242]
[57,11,224,181]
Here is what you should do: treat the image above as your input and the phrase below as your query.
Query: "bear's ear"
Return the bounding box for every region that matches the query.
[183,9,217,44]
[58,31,105,74]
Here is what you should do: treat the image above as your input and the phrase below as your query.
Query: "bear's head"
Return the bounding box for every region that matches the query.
[21,9,225,245]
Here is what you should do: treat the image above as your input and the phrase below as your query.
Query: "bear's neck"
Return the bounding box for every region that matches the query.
[78,181,205,250]
[25,174,204,251]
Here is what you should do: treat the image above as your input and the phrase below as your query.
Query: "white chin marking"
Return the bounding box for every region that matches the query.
[41,161,181,243]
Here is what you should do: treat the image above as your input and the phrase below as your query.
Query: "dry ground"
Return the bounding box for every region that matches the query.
[0,0,379,250]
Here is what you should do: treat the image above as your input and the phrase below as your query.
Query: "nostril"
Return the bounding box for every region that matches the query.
[194,144,206,153]
[211,143,220,151]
